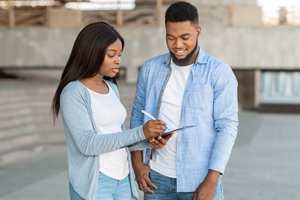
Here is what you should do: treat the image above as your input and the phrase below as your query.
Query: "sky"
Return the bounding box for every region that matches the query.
[258,0,300,13]
[258,0,300,7]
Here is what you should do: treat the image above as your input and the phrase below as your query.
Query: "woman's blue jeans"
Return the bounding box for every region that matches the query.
[69,172,131,200]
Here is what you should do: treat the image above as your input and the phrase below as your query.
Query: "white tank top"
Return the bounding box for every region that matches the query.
[87,83,129,180]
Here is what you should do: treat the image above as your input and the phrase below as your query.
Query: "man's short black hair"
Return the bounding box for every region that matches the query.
[165,1,199,26]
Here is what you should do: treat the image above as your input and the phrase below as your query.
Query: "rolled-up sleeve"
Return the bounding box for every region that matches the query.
[208,64,238,174]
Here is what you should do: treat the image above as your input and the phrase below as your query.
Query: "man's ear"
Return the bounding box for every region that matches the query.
[196,26,201,39]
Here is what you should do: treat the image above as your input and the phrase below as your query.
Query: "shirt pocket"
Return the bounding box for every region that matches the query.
[186,83,213,110]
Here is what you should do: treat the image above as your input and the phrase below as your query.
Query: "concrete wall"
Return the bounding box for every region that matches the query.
[0,28,80,67]
[49,8,79,28]
[1,26,300,82]
[198,5,230,27]
[232,5,262,26]
[199,26,300,70]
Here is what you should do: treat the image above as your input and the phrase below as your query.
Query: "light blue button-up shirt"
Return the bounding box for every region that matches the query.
[130,47,238,192]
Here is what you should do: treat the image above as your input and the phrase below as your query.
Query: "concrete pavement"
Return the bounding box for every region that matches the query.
[0,80,299,200]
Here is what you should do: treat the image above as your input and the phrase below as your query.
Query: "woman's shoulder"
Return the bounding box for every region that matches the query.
[61,80,86,97]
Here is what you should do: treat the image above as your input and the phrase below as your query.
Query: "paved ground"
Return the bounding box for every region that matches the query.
[0,80,299,200]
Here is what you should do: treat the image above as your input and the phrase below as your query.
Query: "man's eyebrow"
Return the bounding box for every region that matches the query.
[166,33,190,37]
[166,34,174,37]
[180,33,190,37]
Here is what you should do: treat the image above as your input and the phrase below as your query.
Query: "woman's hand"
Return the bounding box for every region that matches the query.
[142,120,166,139]
[149,133,174,149]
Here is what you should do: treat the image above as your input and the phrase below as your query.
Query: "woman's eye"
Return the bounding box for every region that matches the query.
[108,55,114,58]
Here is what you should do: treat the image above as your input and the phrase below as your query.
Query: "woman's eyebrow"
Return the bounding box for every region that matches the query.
[107,49,117,52]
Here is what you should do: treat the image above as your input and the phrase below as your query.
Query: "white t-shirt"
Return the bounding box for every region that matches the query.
[87,83,129,180]
[149,60,192,178]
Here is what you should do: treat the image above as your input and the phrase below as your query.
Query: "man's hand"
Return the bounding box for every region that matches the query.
[192,170,220,200]
[149,133,174,149]
[132,161,157,194]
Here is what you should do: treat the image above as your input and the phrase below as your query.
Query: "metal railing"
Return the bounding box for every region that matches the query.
[0,0,172,28]
[2,1,300,28]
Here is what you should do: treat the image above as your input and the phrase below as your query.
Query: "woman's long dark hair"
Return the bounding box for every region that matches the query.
[51,22,124,122]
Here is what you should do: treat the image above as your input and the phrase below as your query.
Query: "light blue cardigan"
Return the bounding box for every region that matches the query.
[60,80,150,200]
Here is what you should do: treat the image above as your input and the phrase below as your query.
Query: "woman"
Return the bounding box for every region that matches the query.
[51,22,172,200]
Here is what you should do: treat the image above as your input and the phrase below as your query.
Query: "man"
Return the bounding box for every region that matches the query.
[130,2,238,200]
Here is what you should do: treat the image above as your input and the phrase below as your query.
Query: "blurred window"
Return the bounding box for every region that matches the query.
[261,71,300,104]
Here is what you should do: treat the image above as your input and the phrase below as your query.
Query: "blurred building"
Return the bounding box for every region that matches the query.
[0,0,300,112]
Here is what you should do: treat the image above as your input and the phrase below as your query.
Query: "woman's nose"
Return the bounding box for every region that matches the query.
[115,56,121,64]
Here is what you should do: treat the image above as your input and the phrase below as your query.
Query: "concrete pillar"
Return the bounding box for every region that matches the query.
[46,3,52,27]
[156,0,162,26]
[77,0,82,27]
[8,0,15,28]
[228,0,234,26]
[117,9,123,26]
[254,69,261,108]
[279,7,287,25]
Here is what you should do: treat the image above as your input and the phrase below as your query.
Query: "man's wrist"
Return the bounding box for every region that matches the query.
[204,170,221,185]
[131,150,143,165]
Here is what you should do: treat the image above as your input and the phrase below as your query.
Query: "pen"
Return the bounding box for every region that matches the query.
[141,110,170,131]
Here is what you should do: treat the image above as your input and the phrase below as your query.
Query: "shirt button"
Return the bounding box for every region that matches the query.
[160,89,163,92]
[167,74,170,76]
[157,107,159,109]
[147,155,150,158]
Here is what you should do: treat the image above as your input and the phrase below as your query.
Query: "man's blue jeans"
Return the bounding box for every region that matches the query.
[69,172,131,200]
[144,169,224,200]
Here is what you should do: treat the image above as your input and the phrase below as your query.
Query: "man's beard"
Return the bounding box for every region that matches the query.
[170,41,198,66]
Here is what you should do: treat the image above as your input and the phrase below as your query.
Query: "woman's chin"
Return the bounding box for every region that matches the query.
[105,73,117,78]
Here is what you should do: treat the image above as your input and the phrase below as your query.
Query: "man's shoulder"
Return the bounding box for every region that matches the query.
[201,50,236,84]
[204,52,228,67]
[202,51,231,73]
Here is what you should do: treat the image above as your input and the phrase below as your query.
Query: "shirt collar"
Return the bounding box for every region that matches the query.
[163,46,208,66]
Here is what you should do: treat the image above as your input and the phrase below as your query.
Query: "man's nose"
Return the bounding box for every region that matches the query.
[175,39,184,48]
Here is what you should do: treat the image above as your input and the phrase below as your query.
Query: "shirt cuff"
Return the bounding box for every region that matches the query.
[208,158,226,174]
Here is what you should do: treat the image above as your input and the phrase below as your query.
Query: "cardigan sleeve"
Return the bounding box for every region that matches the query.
[60,86,146,156]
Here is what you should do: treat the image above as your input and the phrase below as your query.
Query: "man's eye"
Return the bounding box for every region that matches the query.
[168,37,174,40]
[182,37,189,40]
